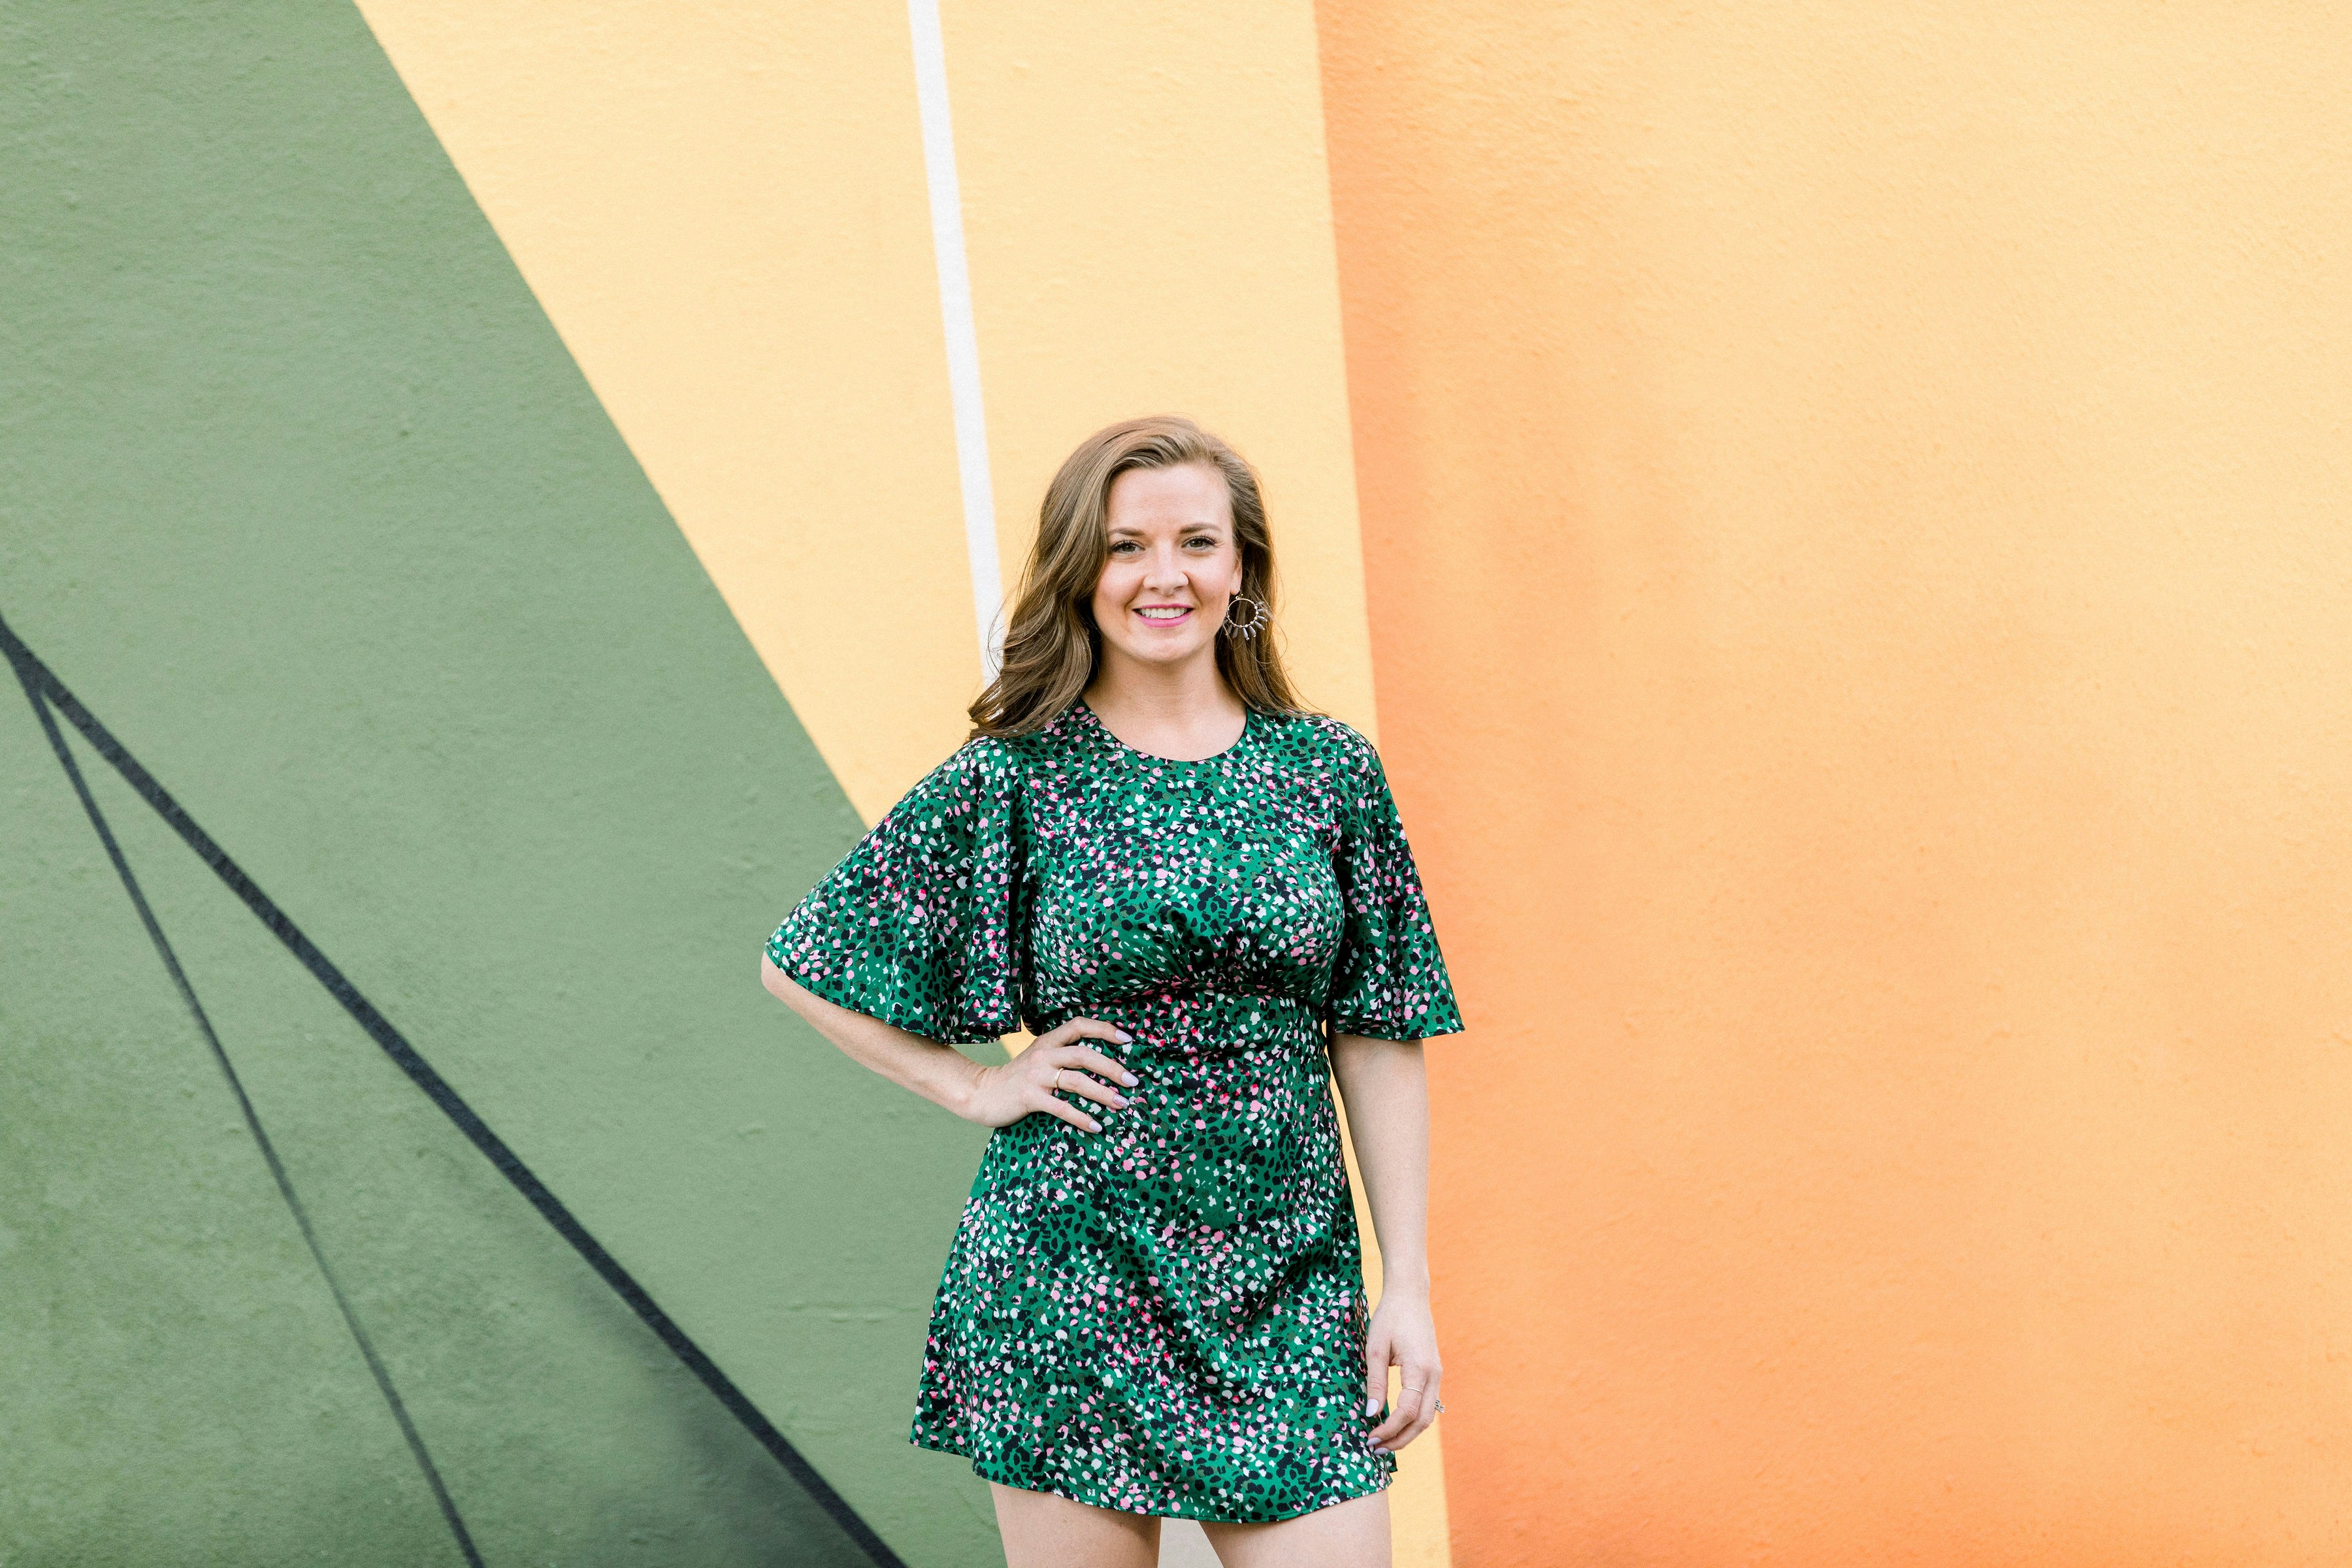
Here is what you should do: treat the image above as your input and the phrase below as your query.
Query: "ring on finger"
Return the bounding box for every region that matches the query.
[1053,1068,1067,1092]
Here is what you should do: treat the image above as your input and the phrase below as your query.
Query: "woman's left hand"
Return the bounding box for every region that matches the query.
[1364,1289,1443,1452]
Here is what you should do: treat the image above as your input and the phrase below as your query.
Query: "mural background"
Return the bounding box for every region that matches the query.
[5,3,2350,1565]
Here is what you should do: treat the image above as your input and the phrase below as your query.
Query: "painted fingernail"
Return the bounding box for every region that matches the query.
[1086,1119,1102,1132]
[1365,1397,1381,1415]
[1113,1030,1133,1043]
[1119,1072,1139,1086]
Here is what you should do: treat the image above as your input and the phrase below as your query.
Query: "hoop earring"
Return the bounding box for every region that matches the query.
[1221,593,1269,641]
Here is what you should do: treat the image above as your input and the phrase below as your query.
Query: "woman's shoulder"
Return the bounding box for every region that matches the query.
[1253,708,1384,781]
[920,710,1075,790]
[889,732,1030,821]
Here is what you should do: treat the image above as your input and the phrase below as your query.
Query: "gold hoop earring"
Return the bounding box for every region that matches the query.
[1221,594,1269,640]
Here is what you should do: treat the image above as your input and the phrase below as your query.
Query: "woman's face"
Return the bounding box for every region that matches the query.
[1090,462,1244,673]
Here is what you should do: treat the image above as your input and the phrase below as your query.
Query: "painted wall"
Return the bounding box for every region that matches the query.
[5,3,2349,1566]
[1319,3,2352,1563]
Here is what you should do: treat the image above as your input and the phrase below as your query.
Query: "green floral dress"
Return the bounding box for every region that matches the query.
[764,698,1462,1523]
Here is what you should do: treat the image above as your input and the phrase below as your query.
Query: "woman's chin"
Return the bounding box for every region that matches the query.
[1102,633,1217,670]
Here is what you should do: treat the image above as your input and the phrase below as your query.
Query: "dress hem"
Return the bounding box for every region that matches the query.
[911,1431,1397,1526]
[1324,1015,1468,1043]
[764,941,1014,1047]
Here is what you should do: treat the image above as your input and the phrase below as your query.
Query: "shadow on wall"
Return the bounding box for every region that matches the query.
[1,619,884,1567]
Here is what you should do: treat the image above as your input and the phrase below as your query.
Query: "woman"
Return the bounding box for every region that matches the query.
[759,416,1462,1568]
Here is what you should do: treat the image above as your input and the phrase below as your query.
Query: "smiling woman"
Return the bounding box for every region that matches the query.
[759,416,1462,1568]
[1086,461,1261,762]
[969,417,1298,747]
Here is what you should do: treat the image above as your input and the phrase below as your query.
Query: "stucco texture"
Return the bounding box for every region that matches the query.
[1320,3,2352,1563]
[7,3,2352,1566]
[1,5,992,1563]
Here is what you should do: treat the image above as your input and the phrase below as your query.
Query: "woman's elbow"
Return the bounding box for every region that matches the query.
[759,951,797,1004]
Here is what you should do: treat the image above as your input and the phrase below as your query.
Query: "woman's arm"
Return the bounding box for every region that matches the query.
[1330,1032,1441,1452]
[760,953,1137,1132]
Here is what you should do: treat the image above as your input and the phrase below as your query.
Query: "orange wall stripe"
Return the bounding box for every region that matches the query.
[1321,3,2352,1563]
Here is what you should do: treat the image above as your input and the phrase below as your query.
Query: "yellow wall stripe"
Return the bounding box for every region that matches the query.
[938,0,1382,743]
[355,0,981,826]
[934,7,1447,1557]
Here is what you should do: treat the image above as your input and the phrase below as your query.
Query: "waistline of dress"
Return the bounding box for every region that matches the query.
[1028,985,1323,1037]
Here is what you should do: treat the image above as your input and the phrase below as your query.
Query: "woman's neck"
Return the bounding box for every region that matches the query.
[1085,650,1247,762]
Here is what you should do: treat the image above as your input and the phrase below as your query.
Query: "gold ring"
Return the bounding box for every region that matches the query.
[1053,1068,1066,1091]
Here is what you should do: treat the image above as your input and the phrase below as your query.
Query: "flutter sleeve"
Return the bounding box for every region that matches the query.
[763,738,1024,1045]
[1322,728,1465,1041]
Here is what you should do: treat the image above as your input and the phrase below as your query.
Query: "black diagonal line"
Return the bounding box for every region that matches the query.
[6,654,485,1567]
[0,613,906,1568]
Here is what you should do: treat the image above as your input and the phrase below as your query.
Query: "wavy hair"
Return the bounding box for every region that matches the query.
[968,415,1307,739]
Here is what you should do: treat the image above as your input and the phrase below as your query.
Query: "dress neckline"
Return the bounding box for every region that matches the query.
[1074,695,1256,765]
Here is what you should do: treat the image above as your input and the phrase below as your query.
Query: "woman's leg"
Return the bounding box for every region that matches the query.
[1199,1490,1390,1568]
[989,1482,1163,1568]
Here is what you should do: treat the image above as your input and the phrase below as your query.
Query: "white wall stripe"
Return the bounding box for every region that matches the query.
[907,0,1005,685]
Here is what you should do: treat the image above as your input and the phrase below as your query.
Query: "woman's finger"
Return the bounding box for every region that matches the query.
[1384,1364,1443,1450]
[1032,1087,1103,1134]
[1037,1016,1135,1054]
[1035,1022,1139,1088]
[1369,1358,1437,1450]
[1362,1330,1392,1422]
[1032,1043,1134,1107]
[1041,1066,1128,1110]
[1051,1043,1139,1088]
[1367,1389,1418,1450]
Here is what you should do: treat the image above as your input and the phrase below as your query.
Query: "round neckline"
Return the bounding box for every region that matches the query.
[1075,695,1256,765]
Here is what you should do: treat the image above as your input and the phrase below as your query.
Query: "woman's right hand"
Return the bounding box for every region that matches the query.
[959,1017,1139,1132]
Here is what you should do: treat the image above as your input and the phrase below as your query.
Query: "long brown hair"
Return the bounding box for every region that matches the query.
[968,415,1308,738]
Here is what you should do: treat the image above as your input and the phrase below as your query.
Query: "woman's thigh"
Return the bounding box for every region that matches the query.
[989,1482,1162,1568]
[1200,1490,1390,1568]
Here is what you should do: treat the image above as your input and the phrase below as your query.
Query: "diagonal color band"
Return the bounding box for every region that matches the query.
[7,651,485,1568]
[0,612,907,1568]
[907,0,1004,684]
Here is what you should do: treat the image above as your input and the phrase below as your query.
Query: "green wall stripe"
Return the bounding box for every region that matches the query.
[7,621,898,1565]
[0,3,1001,1563]
[10,642,490,1563]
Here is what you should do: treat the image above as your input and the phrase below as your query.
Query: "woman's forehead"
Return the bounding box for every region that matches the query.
[1107,464,1232,527]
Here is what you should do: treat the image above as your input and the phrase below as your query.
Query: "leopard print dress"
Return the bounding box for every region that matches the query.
[764,697,1462,1524]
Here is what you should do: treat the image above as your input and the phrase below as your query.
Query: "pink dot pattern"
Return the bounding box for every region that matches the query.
[766,698,1462,1523]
